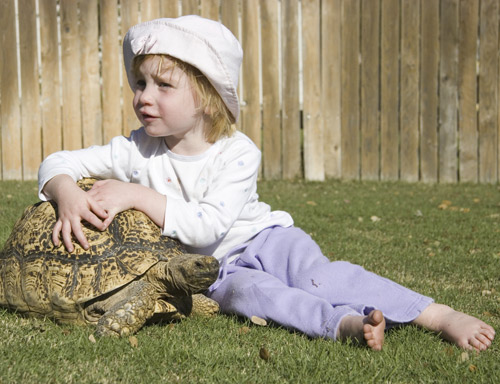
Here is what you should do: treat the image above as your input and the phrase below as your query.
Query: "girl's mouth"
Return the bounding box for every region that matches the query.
[141,112,157,122]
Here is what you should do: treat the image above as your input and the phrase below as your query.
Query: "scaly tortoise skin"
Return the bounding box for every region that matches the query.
[0,178,220,336]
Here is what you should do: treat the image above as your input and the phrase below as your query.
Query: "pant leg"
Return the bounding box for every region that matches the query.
[208,262,359,340]
[208,226,433,340]
[234,226,433,324]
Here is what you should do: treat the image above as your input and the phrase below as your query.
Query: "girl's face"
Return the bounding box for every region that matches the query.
[133,56,210,154]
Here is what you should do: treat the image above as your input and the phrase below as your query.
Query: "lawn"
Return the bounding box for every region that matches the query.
[1,179,499,383]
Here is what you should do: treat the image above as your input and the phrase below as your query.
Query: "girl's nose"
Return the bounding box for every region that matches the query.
[138,84,154,105]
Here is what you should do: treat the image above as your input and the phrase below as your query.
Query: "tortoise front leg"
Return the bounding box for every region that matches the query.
[96,280,157,337]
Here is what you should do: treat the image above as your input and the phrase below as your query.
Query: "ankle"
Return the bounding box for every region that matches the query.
[412,303,452,331]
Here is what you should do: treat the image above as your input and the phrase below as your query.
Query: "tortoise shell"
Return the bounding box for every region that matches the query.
[0,179,186,320]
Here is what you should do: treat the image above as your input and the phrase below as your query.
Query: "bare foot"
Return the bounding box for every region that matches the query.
[337,310,386,351]
[412,303,496,351]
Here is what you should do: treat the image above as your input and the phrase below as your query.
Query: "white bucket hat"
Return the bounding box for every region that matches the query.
[123,15,243,123]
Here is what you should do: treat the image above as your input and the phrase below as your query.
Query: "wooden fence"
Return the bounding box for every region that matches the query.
[1,0,499,183]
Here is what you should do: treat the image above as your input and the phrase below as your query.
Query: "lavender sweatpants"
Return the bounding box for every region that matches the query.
[207,226,433,340]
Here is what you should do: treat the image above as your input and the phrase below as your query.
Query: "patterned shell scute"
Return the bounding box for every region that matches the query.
[0,180,185,313]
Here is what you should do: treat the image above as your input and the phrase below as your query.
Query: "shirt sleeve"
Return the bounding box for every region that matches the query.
[163,136,261,248]
[37,133,138,200]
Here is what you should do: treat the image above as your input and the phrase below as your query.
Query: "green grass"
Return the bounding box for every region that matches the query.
[1,179,499,383]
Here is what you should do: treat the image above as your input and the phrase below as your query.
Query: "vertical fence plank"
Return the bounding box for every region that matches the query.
[380,0,399,180]
[159,0,179,17]
[121,0,140,136]
[220,0,240,132]
[439,0,459,183]
[400,0,420,182]
[322,0,342,179]
[219,0,240,131]
[201,0,219,20]
[0,0,21,179]
[19,0,42,179]
[341,0,361,180]
[39,0,62,158]
[478,0,499,183]
[60,0,82,150]
[80,0,102,148]
[101,0,123,143]
[302,0,324,181]
[182,0,200,15]
[458,0,479,183]
[420,0,439,182]
[142,0,161,21]
[281,0,301,179]
[240,1,261,148]
[260,0,281,179]
[360,0,380,180]
[220,0,239,36]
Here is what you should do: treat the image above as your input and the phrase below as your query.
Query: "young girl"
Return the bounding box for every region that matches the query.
[38,16,495,351]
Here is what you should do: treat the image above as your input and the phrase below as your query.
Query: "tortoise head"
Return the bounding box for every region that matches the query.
[159,254,219,296]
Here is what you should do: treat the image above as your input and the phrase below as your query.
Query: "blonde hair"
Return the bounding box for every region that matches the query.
[132,54,235,143]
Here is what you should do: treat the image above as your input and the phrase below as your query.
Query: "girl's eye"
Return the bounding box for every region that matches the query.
[135,80,146,90]
[159,82,171,88]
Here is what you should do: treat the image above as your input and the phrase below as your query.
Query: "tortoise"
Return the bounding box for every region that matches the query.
[0,178,220,336]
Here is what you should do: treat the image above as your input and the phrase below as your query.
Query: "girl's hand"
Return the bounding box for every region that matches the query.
[87,179,137,228]
[89,180,167,230]
[43,175,108,252]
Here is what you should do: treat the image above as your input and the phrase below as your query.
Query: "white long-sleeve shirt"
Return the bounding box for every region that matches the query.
[38,128,293,261]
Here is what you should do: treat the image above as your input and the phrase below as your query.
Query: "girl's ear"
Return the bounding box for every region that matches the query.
[204,105,213,116]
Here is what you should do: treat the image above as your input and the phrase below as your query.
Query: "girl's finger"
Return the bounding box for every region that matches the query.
[61,221,75,252]
[88,199,109,221]
[81,210,107,231]
[70,218,89,250]
[52,220,63,247]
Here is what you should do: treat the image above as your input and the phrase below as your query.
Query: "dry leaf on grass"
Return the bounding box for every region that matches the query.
[438,200,452,210]
[239,326,250,335]
[88,334,96,343]
[129,336,138,348]
[259,346,270,361]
